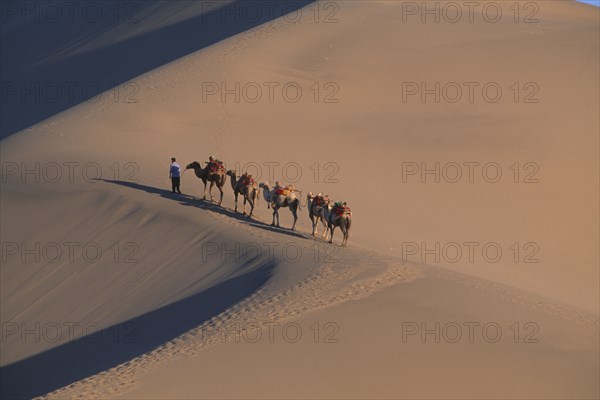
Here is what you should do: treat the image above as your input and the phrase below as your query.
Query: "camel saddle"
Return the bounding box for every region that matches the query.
[241,176,256,187]
[275,185,295,196]
[332,203,351,216]
[313,195,328,207]
[208,162,225,173]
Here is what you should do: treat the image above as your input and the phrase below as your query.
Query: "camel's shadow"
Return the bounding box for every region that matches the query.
[97,179,308,240]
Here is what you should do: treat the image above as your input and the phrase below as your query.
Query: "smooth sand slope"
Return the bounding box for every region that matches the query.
[1,1,598,399]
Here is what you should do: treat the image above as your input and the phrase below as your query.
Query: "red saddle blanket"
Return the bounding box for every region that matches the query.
[209,163,224,173]
[241,178,256,187]
[314,196,327,206]
[332,206,351,215]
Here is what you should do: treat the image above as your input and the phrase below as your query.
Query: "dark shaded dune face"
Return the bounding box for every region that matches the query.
[0,0,315,139]
[0,259,277,400]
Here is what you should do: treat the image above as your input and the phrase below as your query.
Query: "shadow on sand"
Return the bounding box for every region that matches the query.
[1,0,315,138]
[98,179,308,240]
[0,260,277,399]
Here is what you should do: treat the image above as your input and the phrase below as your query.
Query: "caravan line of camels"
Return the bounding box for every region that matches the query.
[184,159,352,246]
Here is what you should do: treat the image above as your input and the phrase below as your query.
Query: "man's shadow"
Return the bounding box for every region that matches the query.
[98,179,307,240]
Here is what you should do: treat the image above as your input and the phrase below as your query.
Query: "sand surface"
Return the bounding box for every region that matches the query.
[1,1,598,398]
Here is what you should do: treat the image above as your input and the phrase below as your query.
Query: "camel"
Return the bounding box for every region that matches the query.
[307,192,329,239]
[321,201,352,246]
[259,182,301,230]
[226,170,260,217]
[185,161,227,205]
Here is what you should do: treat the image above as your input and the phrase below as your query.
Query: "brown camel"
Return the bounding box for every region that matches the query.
[226,170,260,217]
[185,161,227,205]
[307,192,329,239]
[321,200,352,246]
[259,182,301,230]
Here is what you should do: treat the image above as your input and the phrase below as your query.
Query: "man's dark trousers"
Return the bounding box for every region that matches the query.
[172,177,181,193]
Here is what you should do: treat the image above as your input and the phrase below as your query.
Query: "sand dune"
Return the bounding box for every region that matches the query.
[1,0,598,398]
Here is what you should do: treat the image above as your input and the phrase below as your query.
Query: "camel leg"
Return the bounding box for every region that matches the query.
[209,181,216,202]
[290,205,297,231]
[202,182,208,200]
[344,219,351,246]
[218,185,224,206]
[329,225,336,244]
[310,215,316,236]
[320,219,328,240]
[248,197,254,218]
[249,191,258,218]
[271,208,277,226]
[206,181,212,201]
[233,192,238,212]
[242,196,247,215]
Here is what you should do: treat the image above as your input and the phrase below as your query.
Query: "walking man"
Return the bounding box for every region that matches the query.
[170,157,182,194]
